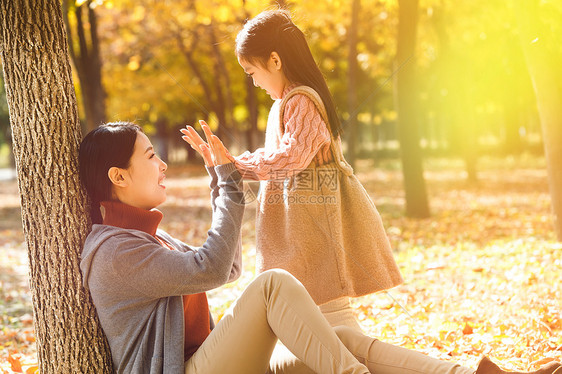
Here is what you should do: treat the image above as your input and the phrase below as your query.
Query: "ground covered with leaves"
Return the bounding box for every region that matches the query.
[1,157,560,373]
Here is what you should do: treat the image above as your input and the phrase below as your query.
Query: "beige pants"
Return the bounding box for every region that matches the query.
[319,297,363,332]
[185,270,475,374]
[185,269,369,374]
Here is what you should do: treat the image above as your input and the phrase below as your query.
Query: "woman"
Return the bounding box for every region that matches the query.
[79,122,560,374]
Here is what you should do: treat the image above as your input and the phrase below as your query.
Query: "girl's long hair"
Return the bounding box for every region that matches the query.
[235,9,343,137]
[79,122,142,224]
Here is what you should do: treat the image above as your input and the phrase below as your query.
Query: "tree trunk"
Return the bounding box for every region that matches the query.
[346,0,360,168]
[175,30,227,140]
[63,0,106,133]
[432,5,478,182]
[245,76,259,150]
[394,0,430,218]
[155,116,170,163]
[208,23,230,143]
[514,0,562,240]
[240,3,260,151]
[0,1,113,372]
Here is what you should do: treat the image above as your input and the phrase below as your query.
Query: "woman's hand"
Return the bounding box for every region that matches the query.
[181,121,232,166]
[181,123,214,166]
[200,122,232,166]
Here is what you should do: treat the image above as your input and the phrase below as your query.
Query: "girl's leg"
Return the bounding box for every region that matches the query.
[319,297,363,332]
[185,269,369,374]
[333,325,475,374]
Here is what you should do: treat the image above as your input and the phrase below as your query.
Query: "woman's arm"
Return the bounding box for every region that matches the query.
[233,95,331,180]
[178,123,242,282]
[205,165,242,282]
[108,163,244,298]
[206,165,219,212]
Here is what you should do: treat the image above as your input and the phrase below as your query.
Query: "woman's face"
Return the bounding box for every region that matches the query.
[113,132,168,210]
[238,54,289,100]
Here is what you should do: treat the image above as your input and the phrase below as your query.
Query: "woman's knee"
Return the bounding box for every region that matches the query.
[257,269,299,285]
[251,269,306,298]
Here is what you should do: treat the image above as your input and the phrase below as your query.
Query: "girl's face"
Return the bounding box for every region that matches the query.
[238,53,290,100]
[112,132,168,210]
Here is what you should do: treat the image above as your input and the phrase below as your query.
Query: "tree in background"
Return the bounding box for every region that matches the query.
[43,0,556,222]
[97,0,255,153]
[241,0,260,151]
[514,0,562,240]
[394,0,430,218]
[63,0,107,133]
[427,2,478,182]
[0,0,112,371]
[346,0,360,168]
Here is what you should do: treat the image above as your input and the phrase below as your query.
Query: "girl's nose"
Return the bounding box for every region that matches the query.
[252,79,258,88]
[160,159,168,172]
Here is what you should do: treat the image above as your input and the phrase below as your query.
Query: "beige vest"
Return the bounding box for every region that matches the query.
[255,86,403,305]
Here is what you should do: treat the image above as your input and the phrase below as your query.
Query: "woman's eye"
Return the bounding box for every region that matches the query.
[149,153,156,159]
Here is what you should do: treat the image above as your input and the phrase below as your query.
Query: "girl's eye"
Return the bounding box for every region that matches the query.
[149,153,156,159]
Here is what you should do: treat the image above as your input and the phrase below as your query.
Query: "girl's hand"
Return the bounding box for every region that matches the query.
[180,125,214,166]
[200,121,232,166]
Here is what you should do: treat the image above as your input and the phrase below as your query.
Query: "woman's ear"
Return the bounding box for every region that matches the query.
[269,52,282,70]
[107,167,129,188]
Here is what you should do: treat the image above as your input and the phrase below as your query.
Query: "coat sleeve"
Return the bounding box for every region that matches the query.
[205,165,242,282]
[109,163,245,298]
[233,94,331,180]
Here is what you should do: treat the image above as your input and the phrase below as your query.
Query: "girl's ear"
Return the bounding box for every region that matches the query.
[108,167,129,187]
[270,52,282,70]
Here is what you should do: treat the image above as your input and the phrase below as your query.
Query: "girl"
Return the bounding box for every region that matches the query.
[228,8,403,330]
[79,122,559,374]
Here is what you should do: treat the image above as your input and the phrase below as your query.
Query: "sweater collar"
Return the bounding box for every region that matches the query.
[281,82,300,99]
[101,200,163,237]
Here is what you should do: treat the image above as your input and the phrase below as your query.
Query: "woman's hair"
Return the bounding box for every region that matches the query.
[79,122,143,224]
[235,9,343,137]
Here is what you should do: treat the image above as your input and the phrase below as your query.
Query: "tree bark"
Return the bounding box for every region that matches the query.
[514,0,562,240]
[0,1,113,372]
[346,0,360,168]
[394,0,430,218]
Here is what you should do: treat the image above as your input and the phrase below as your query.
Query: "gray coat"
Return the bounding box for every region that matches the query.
[80,164,245,374]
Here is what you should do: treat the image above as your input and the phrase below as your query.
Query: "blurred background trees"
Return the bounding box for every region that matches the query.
[1,0,561,227]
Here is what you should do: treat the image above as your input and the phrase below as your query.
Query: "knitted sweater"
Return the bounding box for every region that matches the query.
[232,85,403,305]
[234,84,334,180]
[99,200,211,362]
[80,164,244,374]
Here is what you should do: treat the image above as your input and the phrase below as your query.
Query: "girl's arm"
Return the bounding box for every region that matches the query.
[234,95,331,180]
[108,163,245,297]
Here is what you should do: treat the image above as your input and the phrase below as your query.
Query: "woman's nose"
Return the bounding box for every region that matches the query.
[160,159,168,172]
